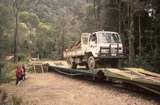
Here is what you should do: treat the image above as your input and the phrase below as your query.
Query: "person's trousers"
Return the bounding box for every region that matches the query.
[16,77,22,85]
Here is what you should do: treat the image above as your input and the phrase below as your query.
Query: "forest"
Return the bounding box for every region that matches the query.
[0,0,160,72]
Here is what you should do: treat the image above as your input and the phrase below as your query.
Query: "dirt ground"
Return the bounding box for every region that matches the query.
[0,72,160,105]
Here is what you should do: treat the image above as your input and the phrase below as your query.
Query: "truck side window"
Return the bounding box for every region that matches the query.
[82,37,88,45]
[90,34,97,43]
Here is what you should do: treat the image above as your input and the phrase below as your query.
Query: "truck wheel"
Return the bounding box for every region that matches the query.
[87,56,96,70]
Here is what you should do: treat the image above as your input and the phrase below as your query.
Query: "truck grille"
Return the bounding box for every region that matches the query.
[111,48,117,54]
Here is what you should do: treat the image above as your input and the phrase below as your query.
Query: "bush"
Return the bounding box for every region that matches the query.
[135,57,153,69]
[27,64,34,73]
[121,56,154,71]
[17,53,27,62]
[0,63,17,83]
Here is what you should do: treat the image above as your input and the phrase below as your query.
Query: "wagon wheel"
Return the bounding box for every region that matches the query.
[110,60,119,68]
[87,56,96,70]
[71,62,77,69]
[96,71,106,81]
[69,58,77,69]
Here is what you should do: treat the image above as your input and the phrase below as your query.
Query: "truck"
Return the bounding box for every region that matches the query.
[64,31,124,69]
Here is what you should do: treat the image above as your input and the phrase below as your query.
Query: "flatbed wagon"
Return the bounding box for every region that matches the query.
[30,60,160,95]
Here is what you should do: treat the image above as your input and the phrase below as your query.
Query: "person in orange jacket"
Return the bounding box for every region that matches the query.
[16,66,22,85]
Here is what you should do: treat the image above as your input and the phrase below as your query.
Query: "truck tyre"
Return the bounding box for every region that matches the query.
[87,56,96,70]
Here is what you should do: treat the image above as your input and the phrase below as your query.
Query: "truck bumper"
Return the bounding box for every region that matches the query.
[97,54,126,59]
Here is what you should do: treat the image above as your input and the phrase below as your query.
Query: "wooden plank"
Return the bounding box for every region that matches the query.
[124,68,160,82]
[33,65,36,73]
[124,68,160,78]
[103,68,160,87]
[41,64,44,73]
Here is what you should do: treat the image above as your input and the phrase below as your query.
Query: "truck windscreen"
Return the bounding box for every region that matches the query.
[101,33,121,43]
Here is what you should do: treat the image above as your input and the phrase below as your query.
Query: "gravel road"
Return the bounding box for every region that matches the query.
[1,73,160,105]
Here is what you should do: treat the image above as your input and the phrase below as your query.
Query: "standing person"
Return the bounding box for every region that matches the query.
[16,66,22,85]
[22,64,26,80]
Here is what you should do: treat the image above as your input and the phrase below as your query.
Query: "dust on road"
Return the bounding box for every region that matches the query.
[1,73,159,105]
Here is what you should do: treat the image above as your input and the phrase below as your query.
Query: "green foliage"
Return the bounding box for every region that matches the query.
[0,63,17,83]
[122,56,154,72]
[17,53,27,61]
[19,22,29,32]
[32,22,57,58]
[19,11,58,58]
[19,11,30,24]
[0,4,14,56]
[0,0,89,59]
[0,35,12,57]
[18,22,30,38]
[0,4,14,34]
[19,11,40,28]
[134,56,153,70]
[37,22,51,34]
[18,22,30,45]
[27,65,34,73]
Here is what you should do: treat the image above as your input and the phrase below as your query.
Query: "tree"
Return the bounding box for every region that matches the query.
[35,22,57,58]
[0,4,14,58]
[19,11,40,28]
[96,0,120,32]
[18,22,30,52]
[127,0,135,65]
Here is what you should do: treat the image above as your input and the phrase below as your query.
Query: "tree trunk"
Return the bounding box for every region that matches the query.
[154,29,159,58]
[138,15,142,56]
[118,1,121,34]
[128,0,135,65]
[93,0,98,29]
[14,0,19,63]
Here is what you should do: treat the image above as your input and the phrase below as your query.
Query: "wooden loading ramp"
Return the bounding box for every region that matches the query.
[102,68,160,95]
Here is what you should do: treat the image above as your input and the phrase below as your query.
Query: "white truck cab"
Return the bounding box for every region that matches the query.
[81,31,123,58]
[64,31,124,69]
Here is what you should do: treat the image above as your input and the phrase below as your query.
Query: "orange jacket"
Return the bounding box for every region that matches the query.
[16,67,22,78]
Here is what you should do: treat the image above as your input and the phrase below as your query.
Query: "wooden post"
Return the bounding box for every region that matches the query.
[41,64,44,73]
[46,64,49,72]
[33,65,36,73]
